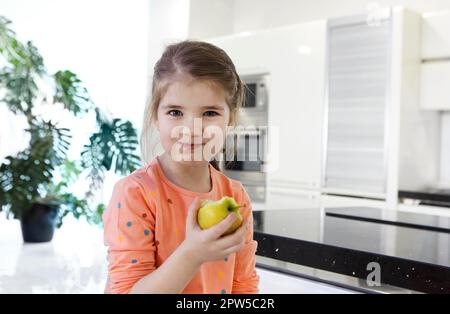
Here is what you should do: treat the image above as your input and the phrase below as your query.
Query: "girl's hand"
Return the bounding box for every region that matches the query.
[180,196,249,266]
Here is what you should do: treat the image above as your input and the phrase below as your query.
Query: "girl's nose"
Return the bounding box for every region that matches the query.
[184,116,204,139]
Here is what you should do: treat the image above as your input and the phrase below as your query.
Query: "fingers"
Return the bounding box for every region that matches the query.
[203,212,238,240]
[215,219,248,250]
[186,196,201,229]
[222,241,246,256]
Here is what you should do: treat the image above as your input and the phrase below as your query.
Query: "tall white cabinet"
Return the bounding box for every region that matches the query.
[421,11,450,187]
[324,7,440,209]
[208,21,327,209]
[324,14,391,197]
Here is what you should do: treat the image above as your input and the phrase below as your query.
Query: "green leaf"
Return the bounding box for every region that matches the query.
[81,117,141,193]
[53,70,92,116]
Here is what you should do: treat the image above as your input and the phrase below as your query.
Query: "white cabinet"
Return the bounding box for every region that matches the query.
[324,15,390,196]
[421,11,450,59]
[265,187,321,210]
[420,61,450,111]
[267,21,326,189]
[323,8,441,209]
[420,12,450,108]
[321,194,386,209]
[257,267,356,294]
[421,11,450,109]
[398,203,450,218]
[208,20,327,191]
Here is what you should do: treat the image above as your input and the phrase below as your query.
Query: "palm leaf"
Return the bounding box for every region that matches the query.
[53,70,92,116]
[81,118,140,196]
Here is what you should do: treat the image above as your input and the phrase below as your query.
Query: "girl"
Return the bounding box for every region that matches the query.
[103,40,259,294]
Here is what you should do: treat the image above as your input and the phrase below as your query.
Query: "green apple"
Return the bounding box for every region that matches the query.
[197,196,243,235]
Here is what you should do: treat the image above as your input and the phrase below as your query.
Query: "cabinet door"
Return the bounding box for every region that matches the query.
[266,187,321,210]
[267,21,327,189]
[257,267,356,294]
[420,62,450,110]
[422,12,450,59]
[321,194,386,209]
[324,16,390,195]
[398,204,450,218]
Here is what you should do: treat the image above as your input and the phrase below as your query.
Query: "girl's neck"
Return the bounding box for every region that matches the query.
[158,153,212,193]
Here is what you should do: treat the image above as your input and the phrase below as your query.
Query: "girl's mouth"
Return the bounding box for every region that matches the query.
[179,142,203,150]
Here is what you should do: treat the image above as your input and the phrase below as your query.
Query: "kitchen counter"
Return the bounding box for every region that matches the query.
[252,207,450,294]
[2,208,448,294]
[399,189,450,207]
[0,213,357,294]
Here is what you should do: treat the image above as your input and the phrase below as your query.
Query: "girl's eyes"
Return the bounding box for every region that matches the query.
[203,111,219,117]
[166,110,219,117]
[167,110,183,117]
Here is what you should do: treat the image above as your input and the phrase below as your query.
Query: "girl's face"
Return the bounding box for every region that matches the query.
[155,78,235,164]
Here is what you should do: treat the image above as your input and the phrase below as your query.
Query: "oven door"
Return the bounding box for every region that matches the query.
[241,80,268,113]
[224,129,266,172]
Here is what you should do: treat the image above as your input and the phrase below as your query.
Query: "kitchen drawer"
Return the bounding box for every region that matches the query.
[321,194,386,209]
[257,267,356,294]
[420,61,450,110]
[398,203,450,217]
[266,187,321,210]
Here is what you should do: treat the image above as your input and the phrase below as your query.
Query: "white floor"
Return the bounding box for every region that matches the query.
[0,214,107,293]
[0,213,355,294]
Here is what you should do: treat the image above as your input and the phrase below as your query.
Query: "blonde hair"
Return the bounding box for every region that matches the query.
[140,40,246,169]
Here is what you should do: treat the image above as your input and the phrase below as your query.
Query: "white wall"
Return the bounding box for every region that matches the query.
[188,0,234,39]
[147,0,190,87]
[190,0,450,38]
[0,0,149,207]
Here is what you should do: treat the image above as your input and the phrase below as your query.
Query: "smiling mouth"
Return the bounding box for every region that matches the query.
[178,142,204,150]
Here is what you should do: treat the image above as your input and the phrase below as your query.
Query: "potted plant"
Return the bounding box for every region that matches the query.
[0,16,142,242]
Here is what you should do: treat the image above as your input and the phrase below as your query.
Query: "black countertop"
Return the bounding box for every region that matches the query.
[252,207,450,294]
[399,189,450,207]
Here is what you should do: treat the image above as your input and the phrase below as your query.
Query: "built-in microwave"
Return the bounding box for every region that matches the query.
[240,74,268,113]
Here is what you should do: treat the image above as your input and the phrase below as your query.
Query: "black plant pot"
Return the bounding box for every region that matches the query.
[20,203,59,243]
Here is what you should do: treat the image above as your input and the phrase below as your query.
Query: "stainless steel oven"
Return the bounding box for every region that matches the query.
[219,73,269,202]
[224,128,267,172]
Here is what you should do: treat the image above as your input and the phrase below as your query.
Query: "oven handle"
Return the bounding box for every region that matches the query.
[227,129,263,137]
